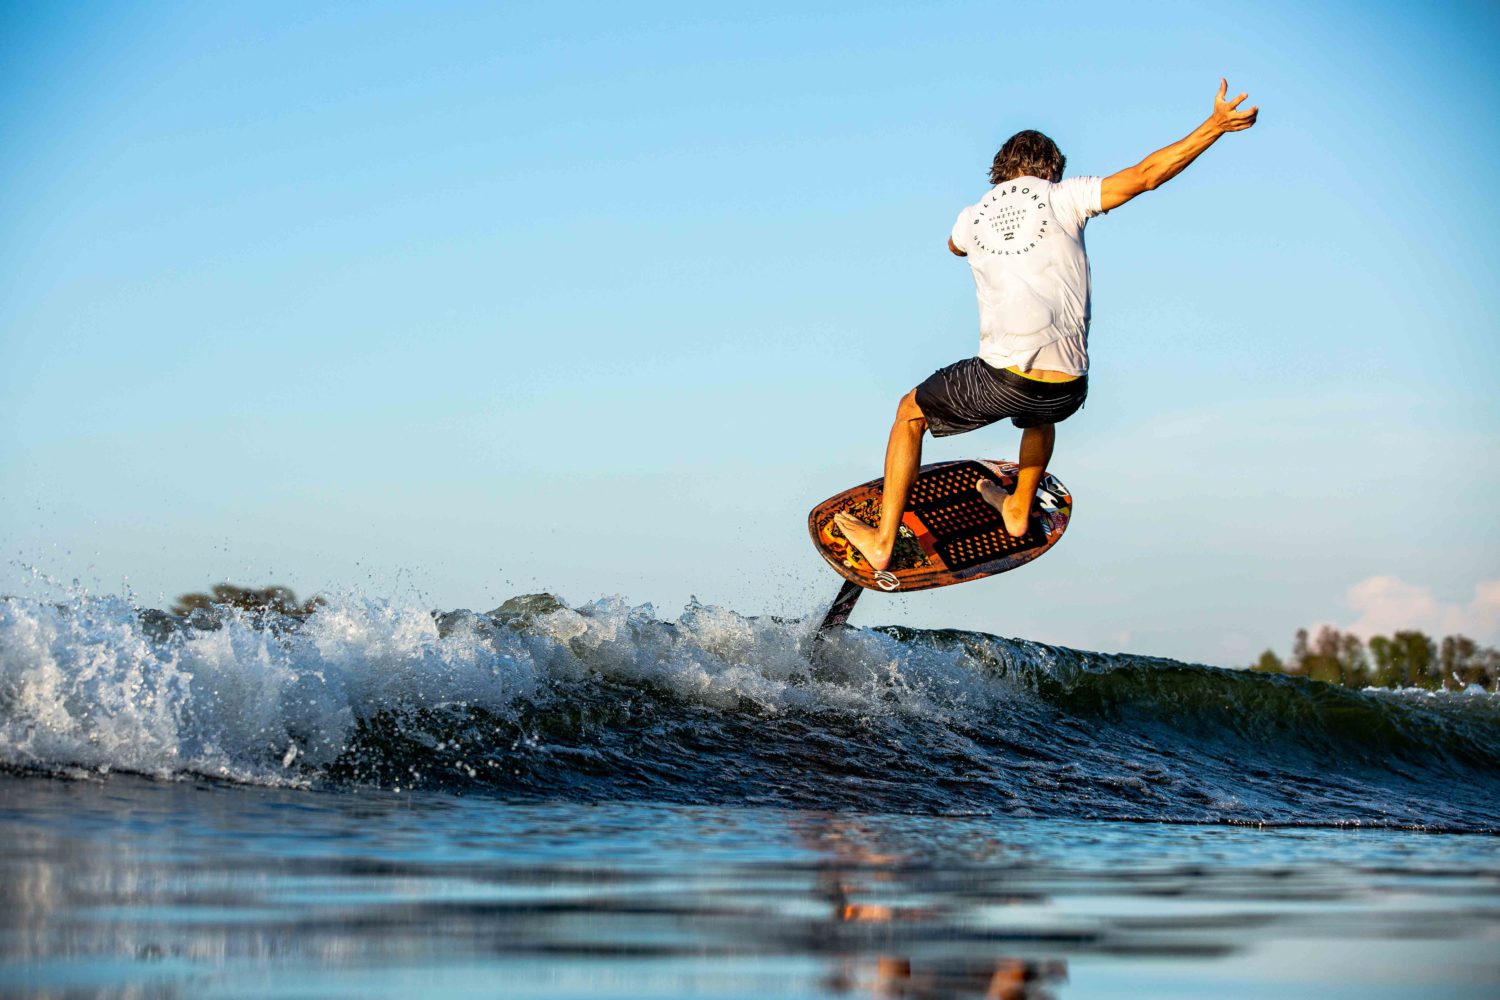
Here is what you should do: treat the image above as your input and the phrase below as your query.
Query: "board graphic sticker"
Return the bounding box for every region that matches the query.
[807,459,1071,593]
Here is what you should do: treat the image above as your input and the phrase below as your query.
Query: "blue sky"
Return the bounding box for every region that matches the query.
[2,0,1497,665]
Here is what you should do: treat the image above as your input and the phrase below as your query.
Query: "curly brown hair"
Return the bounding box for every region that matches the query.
[989,130,1066,185]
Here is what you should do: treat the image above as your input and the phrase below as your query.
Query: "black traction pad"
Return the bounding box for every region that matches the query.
[907,461,1045,570]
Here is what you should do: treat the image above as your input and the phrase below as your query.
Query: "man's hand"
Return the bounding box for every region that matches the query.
[1210,78,1258,135]
[1100,77,1259,211]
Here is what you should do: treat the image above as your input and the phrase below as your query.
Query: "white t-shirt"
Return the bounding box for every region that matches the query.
[949,175,1104,375]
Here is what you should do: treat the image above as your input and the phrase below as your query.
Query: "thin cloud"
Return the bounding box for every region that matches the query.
[1344,576,1500,643]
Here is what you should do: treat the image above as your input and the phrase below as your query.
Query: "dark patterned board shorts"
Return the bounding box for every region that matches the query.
[913,358,1088,438]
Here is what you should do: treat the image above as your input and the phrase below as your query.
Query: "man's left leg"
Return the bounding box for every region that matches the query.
[977,422,1054,536]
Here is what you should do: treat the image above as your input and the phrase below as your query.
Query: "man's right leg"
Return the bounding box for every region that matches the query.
[977,422,1055,536]
[833,389,928,572]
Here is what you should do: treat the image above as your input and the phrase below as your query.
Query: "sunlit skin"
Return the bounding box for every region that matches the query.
[836,79,1258,571]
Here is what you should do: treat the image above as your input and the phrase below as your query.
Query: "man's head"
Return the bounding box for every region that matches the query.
[989,130,1065,185]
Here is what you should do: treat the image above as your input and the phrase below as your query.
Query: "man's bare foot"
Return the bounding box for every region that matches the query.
[833,511,893,571]
[976,478,1031,537]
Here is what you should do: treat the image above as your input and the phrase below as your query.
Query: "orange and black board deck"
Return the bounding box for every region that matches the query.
[809,459,1072,630]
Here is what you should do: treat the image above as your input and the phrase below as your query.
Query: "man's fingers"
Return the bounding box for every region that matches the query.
[1226,109,1258,130]
[1218,77,1229,101]
[1227,92,1249,110]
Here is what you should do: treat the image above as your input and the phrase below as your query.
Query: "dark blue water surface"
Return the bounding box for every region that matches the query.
[2,778,1498,998]
[2,591,1499,997]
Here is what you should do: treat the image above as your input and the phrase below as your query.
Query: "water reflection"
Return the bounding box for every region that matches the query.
[826,956,1067,999]
[798,816,1066,997]
[1,775,1498,998]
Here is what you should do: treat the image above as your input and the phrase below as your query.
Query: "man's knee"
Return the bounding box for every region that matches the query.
[896,389,928,431]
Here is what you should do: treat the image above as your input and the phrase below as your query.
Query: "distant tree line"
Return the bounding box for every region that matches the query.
[171,583,322,619]
[1251,626,1499,691]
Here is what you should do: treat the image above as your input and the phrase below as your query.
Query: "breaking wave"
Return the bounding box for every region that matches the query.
[2,591,1497,831]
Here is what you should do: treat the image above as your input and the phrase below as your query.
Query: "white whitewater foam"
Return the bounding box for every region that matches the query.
[0,591,1017,786]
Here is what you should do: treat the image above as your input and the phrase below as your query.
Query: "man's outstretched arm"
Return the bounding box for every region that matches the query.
[1100,79,1258,212]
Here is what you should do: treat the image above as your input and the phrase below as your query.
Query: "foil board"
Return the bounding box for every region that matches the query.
[808,459,1072,630]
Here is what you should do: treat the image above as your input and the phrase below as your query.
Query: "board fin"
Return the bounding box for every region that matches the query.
[815,579,863,635]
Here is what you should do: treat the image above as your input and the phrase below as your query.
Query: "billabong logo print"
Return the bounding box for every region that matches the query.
[972,184,1049,256]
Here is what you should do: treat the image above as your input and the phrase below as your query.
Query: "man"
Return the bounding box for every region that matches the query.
[835,79,1258,570]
